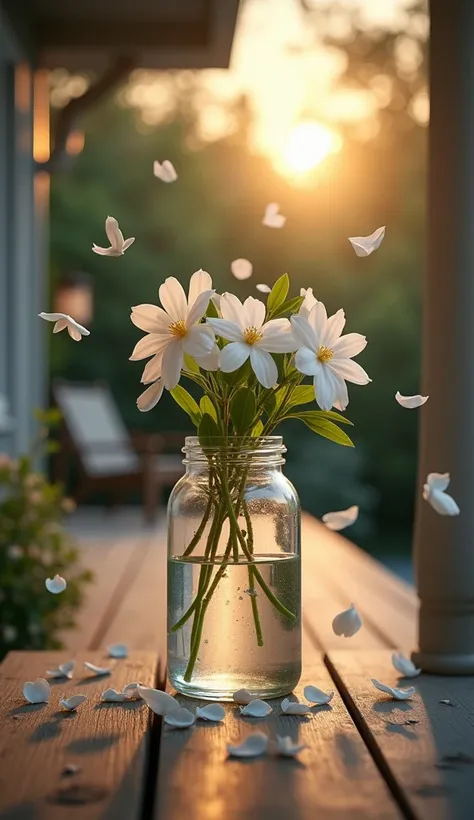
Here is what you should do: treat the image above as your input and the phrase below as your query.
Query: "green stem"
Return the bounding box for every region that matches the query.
[248,567,263,646]
[182,492,214,557]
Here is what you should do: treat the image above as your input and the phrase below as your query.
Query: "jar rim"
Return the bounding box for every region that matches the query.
[183,435,286,464]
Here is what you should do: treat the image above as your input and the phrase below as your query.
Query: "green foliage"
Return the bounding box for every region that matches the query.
[267,273,289,315]
[200,396,217,422]
[271,295,305,319]
[170,386,201,426]
[230,389,257,434]
[283,385,315,410]
[0,435,92,660]
[287,411,354,447]
[198,413,220,446]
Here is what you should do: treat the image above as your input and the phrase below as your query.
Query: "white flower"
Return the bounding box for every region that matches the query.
[239,699,272,717]
[130,270,215,410]
[423,473,460,516]
[348,226,385,257]
[299,287,318,318]
[232,688,254,704]
[322,505,359,531]
[207,293,296,388]
[280,697,311,715]
[262,202,286,228]
[39,313,90,342]
[256,284,271,293]
[227,732,268,758]
[83,662,111,676]
[153,160,178,183]
[332,603,362,637]
[371,679,415,701]
[92,215,135,256]
[195,704,226,722]
[45,574,67,594]
[23,678,50,704]
[273,735,307,757]
[46,660,75,679]
[395,392,429,409]
[391,652,421,678]
[291,304,370,411]
[107,643,128,659]
[60,695,87,711]
[231,258,253,280]
[303,685,334,705]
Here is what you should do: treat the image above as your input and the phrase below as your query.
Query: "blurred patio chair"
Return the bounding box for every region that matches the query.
[52,380,185,522]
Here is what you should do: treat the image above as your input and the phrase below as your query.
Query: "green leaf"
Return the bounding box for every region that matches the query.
[262,391,277,416]
[200,396,217,422]
[288,411,354,446]
[206,299,219,319]
[170,386,201,426]
[230,388,257,435]
[271,295,305,319]
[251,420,264,436]
[267,273,289,315]
[284,385,315,410]
[315,410,354,427]
[183,353,200,374]
[198,413,220,447]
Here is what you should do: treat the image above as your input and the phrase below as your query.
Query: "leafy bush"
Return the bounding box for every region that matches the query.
[0,414,92,659]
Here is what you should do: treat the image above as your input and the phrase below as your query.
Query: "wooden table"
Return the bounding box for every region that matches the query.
[1,514,473,820]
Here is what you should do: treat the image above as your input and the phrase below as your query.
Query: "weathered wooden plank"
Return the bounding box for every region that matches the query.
[302,514,417,650]
[327,650,474,820]
[0,650,157,820]
[153,648,402,820]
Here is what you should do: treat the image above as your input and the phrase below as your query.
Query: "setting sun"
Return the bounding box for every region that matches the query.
[284,122,342,174]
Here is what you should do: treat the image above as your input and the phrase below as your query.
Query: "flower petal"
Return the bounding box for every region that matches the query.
[313,362,338,411]
[262,202,286,228]
[195,703,226,722]
[107,643,128,659]
[299,288,318,318]
[332,604,362,637]
[84,662,111,676]
[46,661,75,679]
[295,347,319,376]
[131,305,171,334]
[45,575,67,594]
[425,472,451,492]
[290,315,318,351]
[23,678,50,704]
[323,505,359,531]
[260,319,297,353]
[239,699,272,717]
[161,340,183,390]
[424,488,460,516]
[165,707,196,728]
[227,732,268,757]
[129,334,168,362]
[349,226,385,257]
[392,652,422,678]
[332,373,349,412]
[159,277,187,322]
[371,679,415,700]
[67,324,83,342]
[243,296,266,330]
[274,736,308,757]
[256,284,271,293]
[280,697,311,715]
[105,216,123,251]
[332,333,367,359]
[250,347,278,388]
[206,318,243,343]
[137,380,164,412]
[322,309,345,348]
[231,258,253,280]
[186,289,214,327]
[153,159,178,183]
[122,237,135,251]
[60,694,87,711]
[138,685,181,716]
[92,244,116,256]
[395,392,429,409]
[196,344,220,371]
[39,312,67,323]
[219,292,246,328]
[100,688,129,702]
[182,325,215,358]
[122,682,143,699]
[188,269,212,307]
[219,342,250,373]
[303,685,334,705]
[53,319,68,333]
[330,358,371,385]
[232,689,254,705]
[307,301,327,339]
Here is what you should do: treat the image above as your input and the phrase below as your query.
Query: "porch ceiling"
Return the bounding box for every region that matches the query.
[32,0,239,71]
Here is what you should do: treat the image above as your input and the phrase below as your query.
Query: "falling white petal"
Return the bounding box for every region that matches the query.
[423,472,460,516]
[303,685,334,705]
[349,226,385,257]
[39,312,90,340]
[83,662,111,677]
[153,160,178,183]
[195,703,226,722]
[46,660,75,679]
[239,699,272,717]
[322,506,359,531]
[60,694,87,711]
[256,284,271,293]
[45,574,67,594]
[231,258,253,280]
[227,732,268,758]
[392,652,422,678]
[274,735,308,757]
[332,604,362,638]
[92,215,134,256]
[371,679,415,700]
[281,697,312,715]
[137,685,181,716]
[165,707,196,728]
[100,688,129,703]
[23,678,50,704]
[395,392,429,409]
[262,202,286,228]
[232,689,254,705]
[107,643,128,659]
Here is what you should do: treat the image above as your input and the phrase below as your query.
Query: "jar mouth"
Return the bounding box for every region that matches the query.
[183,436,286,465]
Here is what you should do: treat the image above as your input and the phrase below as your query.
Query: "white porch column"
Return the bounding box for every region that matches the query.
[413,0,474,673]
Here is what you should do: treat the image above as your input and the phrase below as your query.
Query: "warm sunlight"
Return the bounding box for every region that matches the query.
[284,121,342,174]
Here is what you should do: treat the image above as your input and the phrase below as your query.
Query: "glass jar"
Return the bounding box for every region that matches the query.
[167,436,301,701]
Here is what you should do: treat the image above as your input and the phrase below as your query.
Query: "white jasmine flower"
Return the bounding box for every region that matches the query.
[231,258,253,280]
[23,678,50,704]
[291,304,370,411]
[92,215,135,256]
[322,505,359,531]
[371,679,415,701]
[39,313,90,342]
[153,160,177,183]
[395,392,429,409]
[332,603,362,637]
[207,293,296,388]
[45,574,67,594]
[349,226,385,257]
[391,652,421,678]
[423,473,460,516]
[130,270,215,409]
[227,732,268,758]
[262,202,286,228]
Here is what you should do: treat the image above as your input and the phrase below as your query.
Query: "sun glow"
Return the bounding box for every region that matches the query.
[283,122,342,175]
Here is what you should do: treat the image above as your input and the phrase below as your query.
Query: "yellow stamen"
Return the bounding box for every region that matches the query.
[317,345,333,364]
[243,326,263,346]
[168,319,187,339]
